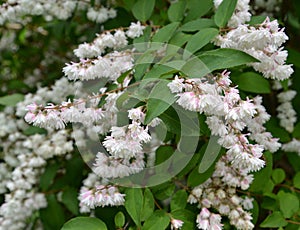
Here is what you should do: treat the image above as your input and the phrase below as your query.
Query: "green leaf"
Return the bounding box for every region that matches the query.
[260,211,288,228]
[235,72,271,94]
[8,80,29,91]
[132,0,155,21]
[181,49,254,78]
[125,188,143,227]
[169,32,192,47]
[143,64,175,80]
[183,28,219,59]
[39,162,59,191]
[263,179,275,194]
[117,69,132,83]
[142,210,170,230]
[184,48,258,78]
[0,93,24,106]
[180,18,216,32]
[177,151,202,178]
[248,15,268,25]
[152,182,176,200]
[134,50,155,81]
[278,191,299,218]
[116,91,130,110]
[199,48,258,69]
[159,104,200,136]
[18,28,27,44]
[271,168,286,184]
[249,152,273,193]
[61,217,107,230]
[292,122,300,139]
[251,199,260,224]
[63,154,84,188]
[152,22,180,43]
[198,136,221,173]
[123,0,136,11]
[23,126,47,136]
[293,172,300,189]
[288,153,300,174]
[171,190,188,211]
[168,0,186,22]
[155,145,174,165]
[40,195,66,230]
[141,188,155,221]
[214,0,238,28]
[261,193,278,211]
[62,187,79,215]
[114,212,125,228]
[144,80,176,124]
[188,161,214,187]
[185,0,213,21]
[187,144,222,187]
[287,48,300,68]
[171,209,196,230]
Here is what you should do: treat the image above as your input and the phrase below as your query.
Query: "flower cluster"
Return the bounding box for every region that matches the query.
[63,22,145,82]
[78,172,126,213]
[73,22,145,59]
[168,71,280,229]
[63,52,134,82]
[273,81,299,155]
[76,107,163,210]
[2,0,295,228]
[86,6,116,24]
[92,107,155,179]
[282,139,300,156]
[276,90,297,133]
[252,0,282,16]
[0,78,81,230]
[188,156,255,229]
[22,23,151,212]
[169,72,280,172]
[171,218,184,230]
[215,17,293,81]
[25,100,104,129]
[79,185,125,209]
[196,208,223,230]
[0,0,116,25]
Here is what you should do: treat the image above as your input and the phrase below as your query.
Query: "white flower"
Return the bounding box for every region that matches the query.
[128,107,145,122]
[126,21,145,38]
[199,208,211,219]
[168,76,185,93]
[242,197,254,210]
[206,116,228,136]
[171,218,184,230]
[282,139,300,155]
[176,92,200,112]
[219,204,230,215]
[277,90,297,102]
[79,186,125,208]
[113,30,128,47]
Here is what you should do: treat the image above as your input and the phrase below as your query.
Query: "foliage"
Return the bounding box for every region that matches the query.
[0,0,300,230]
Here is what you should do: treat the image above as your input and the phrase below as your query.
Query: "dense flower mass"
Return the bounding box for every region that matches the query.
[0,0,116,25]
[214,18,293,81]
[168,72,280,172]
[0,0,298,229]
[0,78,80,230]
[168,71,281,230]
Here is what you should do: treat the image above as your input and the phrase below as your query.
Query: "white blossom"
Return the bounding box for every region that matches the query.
[126,22,145,38]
